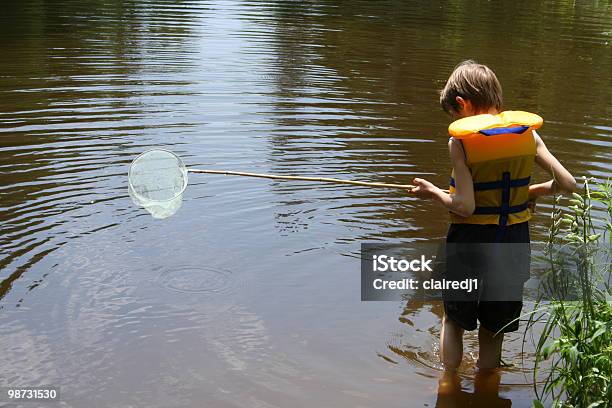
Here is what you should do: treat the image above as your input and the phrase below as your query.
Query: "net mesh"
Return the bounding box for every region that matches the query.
[128,149,188,219]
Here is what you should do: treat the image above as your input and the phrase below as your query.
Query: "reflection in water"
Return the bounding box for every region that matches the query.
[436,370,511,408]
[0,0,610,406]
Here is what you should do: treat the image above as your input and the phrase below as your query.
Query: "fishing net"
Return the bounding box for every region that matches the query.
[128,149,188,219]
[128,149,416,219]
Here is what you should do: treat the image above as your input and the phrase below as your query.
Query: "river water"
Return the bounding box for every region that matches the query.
[1,1,610,407]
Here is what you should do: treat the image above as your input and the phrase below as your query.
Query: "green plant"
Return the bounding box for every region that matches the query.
[526,178,612,408]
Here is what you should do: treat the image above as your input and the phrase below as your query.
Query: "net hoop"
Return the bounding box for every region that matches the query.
[128,148,189,203]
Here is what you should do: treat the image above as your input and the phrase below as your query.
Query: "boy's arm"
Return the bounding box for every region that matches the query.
[410,138,475,217]
[529,131,577,199]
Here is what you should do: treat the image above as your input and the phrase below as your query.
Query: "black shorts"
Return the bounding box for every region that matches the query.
[443,222,530,333]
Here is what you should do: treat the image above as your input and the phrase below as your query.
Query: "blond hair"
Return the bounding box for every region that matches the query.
[439,60,503,114]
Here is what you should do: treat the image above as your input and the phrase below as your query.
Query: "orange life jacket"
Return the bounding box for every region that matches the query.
[448,111,542,226]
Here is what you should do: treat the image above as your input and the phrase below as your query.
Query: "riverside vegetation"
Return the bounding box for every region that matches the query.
[525,178,611,408]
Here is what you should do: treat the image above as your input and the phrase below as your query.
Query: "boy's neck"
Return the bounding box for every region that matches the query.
[477,107,500,115]
[454,107,500,120]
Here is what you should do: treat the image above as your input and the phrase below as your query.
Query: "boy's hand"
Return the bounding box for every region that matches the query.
[527,198,537,213]
[528,183,552,214]
[528,182,552,200]
[408,178,440,200]
[528,183,542,200]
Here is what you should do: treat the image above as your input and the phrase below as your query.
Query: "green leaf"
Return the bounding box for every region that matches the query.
[588,234,601,242]
[541,341,559,359]
[574,320,582,336]
[568,345,580,363]
[532,399,545,408]
[590,326,606,342]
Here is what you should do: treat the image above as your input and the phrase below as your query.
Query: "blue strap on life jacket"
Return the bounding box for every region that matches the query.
[449,176,530,191]
[449,172,530,229]
[479,125,530,136]
[471,202,529,216]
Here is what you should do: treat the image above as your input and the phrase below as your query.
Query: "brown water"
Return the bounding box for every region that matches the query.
[1,1,610,407]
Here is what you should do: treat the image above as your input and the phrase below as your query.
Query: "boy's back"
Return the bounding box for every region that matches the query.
[408,60,576,370]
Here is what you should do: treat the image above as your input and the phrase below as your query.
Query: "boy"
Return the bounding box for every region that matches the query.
[409,60,576,370]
